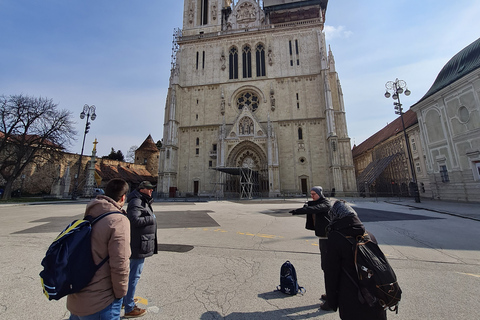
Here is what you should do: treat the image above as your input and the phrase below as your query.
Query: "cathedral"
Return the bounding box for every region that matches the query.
[158,0,356,198]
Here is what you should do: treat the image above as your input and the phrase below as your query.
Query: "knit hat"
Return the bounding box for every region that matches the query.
[311,186,324,198]
[328,200,357,222]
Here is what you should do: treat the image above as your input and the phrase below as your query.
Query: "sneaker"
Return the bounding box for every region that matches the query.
[320,294,327,301]
[319,300,333,311]
[124,306,146,318]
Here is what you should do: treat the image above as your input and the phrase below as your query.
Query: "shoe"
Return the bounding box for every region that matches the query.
[121,298,139,309]
[124,306,147,318]
[319,300,333,311]
[320,294,327,301]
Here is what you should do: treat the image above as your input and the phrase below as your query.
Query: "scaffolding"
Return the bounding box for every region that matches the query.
[211,167,262,199]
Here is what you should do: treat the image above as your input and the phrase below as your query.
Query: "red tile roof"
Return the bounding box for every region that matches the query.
[352,109,418,158]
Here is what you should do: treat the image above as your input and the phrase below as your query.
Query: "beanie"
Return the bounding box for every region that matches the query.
[311,186,324,198]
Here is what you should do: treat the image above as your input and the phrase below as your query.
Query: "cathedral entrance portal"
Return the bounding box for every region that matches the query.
[218,141,269,198]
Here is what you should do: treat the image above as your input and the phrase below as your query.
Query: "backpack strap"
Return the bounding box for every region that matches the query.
[88,211,123,225]
[86,211,123,269]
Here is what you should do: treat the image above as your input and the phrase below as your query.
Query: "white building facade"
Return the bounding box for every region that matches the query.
[158,0,356,198]
[411,37,480,202]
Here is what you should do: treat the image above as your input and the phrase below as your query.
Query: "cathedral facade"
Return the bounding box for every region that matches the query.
[158,0,356,198]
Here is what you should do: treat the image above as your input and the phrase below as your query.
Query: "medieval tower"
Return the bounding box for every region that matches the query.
[158,0,356,198]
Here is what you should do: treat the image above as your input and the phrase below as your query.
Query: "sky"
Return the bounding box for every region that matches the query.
[1,0,480,157]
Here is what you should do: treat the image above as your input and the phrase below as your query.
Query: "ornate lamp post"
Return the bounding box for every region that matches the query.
[384,79,420,203]
[71,104,96,200]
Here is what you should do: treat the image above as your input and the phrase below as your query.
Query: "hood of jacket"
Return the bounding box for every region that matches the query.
[84,195,125,218]
[327,214,365,238]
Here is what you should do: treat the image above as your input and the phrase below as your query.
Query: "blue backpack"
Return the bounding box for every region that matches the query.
[39,211,121,300]
[277,261,305,295]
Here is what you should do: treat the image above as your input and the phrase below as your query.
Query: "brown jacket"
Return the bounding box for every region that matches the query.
[67,196,131,316]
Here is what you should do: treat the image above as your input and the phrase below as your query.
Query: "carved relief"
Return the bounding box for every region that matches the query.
[220,89,225,115]
[188,3,194,25]
[268,46,273,66]
[212,4,217,20]
[226,0,265,30]
[236,2,256,22]
[270,86,275,111]
[220,51,226,70]
[239,117,254,135]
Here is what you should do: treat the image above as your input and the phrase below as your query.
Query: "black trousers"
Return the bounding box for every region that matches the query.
[319,238,328,293]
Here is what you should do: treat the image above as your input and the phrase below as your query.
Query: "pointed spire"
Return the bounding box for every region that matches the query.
[328,45,336,72]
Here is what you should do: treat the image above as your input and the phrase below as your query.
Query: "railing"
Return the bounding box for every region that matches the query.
[178,18,322,42]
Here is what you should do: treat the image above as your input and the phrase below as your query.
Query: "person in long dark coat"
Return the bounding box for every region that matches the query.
[323,200,387,320]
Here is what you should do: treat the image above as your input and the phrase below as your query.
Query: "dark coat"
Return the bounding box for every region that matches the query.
[291,197,331,237]
[126,189,158,259]
[325,215,387,320]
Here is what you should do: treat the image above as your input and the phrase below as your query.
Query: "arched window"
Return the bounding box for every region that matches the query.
[298,127,303,140]
[256,44,266,77]
[199,0,208,25]
[242,45,252,78]
[229,47,238,79]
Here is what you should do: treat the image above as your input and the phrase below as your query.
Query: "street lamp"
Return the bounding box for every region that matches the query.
[384,79,420,203]
[71,104,96,200]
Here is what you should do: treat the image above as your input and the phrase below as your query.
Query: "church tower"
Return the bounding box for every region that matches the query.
[158,0,356,198]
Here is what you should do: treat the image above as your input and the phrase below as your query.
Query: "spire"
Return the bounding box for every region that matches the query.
[328,45,336,72]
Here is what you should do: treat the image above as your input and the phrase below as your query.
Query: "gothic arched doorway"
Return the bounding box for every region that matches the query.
[224,141,269,198]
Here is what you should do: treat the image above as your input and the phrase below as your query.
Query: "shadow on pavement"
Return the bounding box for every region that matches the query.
[200,302,329,319]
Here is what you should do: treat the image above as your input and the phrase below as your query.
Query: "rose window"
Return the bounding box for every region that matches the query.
[237,92,259,112]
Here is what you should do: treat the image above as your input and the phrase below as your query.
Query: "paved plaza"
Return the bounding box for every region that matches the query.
[0,197,479,319]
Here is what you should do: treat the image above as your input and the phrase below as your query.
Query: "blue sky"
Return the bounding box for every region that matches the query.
[1,0,480,157]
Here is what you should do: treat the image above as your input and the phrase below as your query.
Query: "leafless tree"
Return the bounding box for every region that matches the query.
[126,145,138,163]
[0,94,76,199]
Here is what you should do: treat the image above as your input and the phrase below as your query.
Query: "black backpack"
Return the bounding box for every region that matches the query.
[276,261,305,295]
[339,232,402,313]
[39,211,121,300]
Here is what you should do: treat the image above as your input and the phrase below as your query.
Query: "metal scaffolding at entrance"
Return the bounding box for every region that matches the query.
[212,167,261,199]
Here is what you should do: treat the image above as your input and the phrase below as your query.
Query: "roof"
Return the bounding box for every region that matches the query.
[137,134,158,152]
[264,0,327,12]
[415,37,480,104]
[352,109,418,157]
[95,162,156,186]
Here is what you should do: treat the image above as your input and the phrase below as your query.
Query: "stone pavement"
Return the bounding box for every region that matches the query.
[1,196,479,221]
[0,196,479,320]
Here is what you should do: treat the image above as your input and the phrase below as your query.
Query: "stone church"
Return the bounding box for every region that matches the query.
[158,0,356,198]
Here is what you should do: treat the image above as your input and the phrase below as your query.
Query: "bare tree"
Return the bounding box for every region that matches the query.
[126,145,138,163]
[0,94,76,199]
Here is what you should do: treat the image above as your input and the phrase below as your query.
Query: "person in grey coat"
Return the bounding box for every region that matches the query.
[123,181,158,318]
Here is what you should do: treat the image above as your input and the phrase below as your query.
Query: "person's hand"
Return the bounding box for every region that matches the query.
[289,210,296,215]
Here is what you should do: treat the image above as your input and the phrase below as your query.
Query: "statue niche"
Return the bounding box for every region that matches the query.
[239,116,254,136]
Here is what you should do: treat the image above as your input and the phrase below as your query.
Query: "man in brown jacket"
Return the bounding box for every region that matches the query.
[67,178,131,320]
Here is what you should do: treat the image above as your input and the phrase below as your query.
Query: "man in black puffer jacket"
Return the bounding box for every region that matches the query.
[290,186,332,309]
[124,181,158,318]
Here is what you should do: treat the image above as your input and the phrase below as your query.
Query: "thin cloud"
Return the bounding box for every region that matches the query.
[324,25,353,40]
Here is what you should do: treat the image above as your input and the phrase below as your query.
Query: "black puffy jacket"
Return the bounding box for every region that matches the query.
[325,215,387,320]
[291,197,331,237]
[126,189,158,259]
